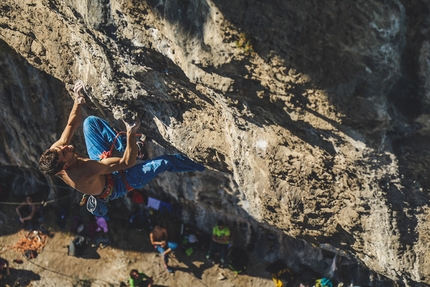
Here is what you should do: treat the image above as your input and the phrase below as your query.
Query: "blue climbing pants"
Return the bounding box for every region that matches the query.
[83,116,205,216]
[155,241,178,264]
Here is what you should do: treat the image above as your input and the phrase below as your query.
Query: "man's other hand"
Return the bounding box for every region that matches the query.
[73,82,86,104]
[124,120,141,134]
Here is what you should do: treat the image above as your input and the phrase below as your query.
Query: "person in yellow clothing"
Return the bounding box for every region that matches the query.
[206,220,230,267]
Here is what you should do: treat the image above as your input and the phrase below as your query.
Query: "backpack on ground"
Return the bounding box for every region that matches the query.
[24,250,38,260]
[129,209,152,232]
[228,247,249,274]
[315,278,333,287]
[67,235,87,257]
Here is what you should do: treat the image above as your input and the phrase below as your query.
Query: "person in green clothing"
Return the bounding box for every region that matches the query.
[129,269,153,287]
[206,220,231,267]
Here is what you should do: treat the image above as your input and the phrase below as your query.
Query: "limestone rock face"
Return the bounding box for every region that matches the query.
[1,0,430,284]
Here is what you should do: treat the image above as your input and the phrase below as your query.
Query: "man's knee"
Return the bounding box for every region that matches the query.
[155,246,165,254]
[83,116,106,136]
[83,115,102,127]
[168,242,178,251]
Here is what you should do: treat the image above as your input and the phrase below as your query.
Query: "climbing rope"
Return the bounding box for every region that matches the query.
[0,168,71,190]
[99,131,144,159]
[0,195,70,207]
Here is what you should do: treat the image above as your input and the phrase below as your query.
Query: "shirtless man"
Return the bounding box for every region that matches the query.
[39,81,204,216]
[150,225,178,273]
[16,195,42,227]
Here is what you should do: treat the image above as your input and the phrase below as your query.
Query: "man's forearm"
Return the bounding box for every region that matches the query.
[120,121,140,167]
[58,82,85,145]
[153,240,165,245]
[213,236,228,243]
[67,100,83,130]
[53,98,83,148]
[121,129,137,167]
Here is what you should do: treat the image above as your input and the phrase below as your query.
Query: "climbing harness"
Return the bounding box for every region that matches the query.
[80,131,144,206]
[97,174,115,199]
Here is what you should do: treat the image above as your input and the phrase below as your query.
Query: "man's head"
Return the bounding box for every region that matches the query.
[217,220,225,229]
[26,196,33,204]
[130,269,139,278]
[39,145,76,175]
[39,148,64,175]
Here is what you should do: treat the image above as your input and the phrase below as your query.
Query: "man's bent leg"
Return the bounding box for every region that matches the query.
[124,154,205,189]
[83,116,127,160]
[155,245,169,264]
[207,242,216,261]
[166,242,178,254]
[219,244,228,266]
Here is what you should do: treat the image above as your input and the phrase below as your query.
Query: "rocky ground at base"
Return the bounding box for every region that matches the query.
[0,200,275,287]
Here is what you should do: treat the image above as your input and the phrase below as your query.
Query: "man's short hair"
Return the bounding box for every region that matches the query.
[39,149,64,175]
[217,220,225,226]
[130,269,139,277]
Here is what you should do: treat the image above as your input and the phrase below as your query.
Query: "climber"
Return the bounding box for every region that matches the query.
[39,81,205,216]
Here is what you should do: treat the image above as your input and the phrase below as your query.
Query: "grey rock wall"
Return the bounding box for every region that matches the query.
[1,0,430,284]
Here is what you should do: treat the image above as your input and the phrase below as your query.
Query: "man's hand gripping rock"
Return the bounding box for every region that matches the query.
[73,81,86,105]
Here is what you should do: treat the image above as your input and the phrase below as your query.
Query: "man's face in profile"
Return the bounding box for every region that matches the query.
[52,145,75,163]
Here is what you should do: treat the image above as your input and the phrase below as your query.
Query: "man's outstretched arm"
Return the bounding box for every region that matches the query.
[50,82,85,148]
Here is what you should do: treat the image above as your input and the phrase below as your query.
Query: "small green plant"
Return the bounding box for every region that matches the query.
[236,32,253,54]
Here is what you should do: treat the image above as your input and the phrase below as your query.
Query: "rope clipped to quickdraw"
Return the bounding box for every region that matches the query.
[99,132,124,160]
[99,131,144,159]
